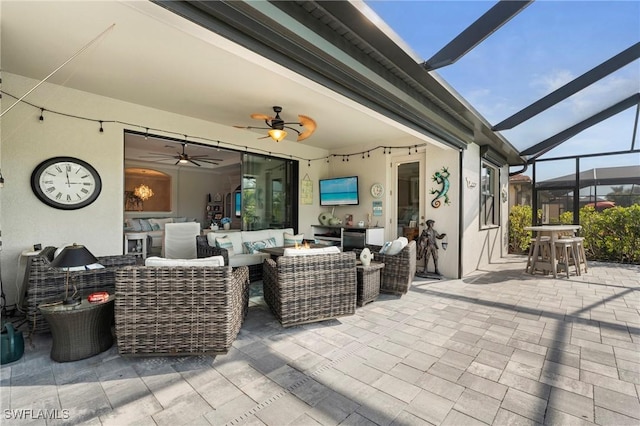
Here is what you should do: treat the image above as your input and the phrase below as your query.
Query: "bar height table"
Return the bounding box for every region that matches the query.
[524,225,581,279]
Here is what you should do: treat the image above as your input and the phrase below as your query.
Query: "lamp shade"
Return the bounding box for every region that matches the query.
[50,244,98,268]
[268,128,287,142]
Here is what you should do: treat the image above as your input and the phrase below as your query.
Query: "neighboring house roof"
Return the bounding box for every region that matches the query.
[536,165,640,189]
[509,174,532,183]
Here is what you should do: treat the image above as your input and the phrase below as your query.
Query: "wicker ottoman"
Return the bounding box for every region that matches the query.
[356,262,384,307]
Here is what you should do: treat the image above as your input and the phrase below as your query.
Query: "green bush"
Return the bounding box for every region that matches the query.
[508,205,533,253]
[509,204,640,264]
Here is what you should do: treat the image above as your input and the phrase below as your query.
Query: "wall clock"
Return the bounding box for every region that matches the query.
[31,157,102,210]
[370,183,384,198]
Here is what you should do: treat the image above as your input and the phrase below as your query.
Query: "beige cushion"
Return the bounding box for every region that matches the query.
[214,235,236,256]
[145,255,224,267]
[283,246,340,257]
[228,253,269,267]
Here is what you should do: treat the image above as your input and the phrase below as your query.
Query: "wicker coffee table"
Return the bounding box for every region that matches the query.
[356,261,384,306]
[39,295,114,362]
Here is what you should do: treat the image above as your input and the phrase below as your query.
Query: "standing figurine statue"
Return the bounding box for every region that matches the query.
[417,219,446,275]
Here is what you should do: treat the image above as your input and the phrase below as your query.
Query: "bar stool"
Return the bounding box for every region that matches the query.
[554,238,580,278]
[526,236,550,274]
[572,236,588,274]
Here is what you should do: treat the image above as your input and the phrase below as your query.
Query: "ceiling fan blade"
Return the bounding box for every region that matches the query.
[189,159,202,167]
[196,159,220,165]
[297,114,317,141]
[174,160,180,166]
[234,125,270,130]
[189,155,224,161]
[250,113,272,121]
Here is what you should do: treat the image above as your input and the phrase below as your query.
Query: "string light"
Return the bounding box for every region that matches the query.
[2,90,429,166]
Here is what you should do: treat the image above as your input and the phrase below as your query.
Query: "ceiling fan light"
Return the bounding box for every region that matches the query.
[179,158,188,164]
[268,129,287,142]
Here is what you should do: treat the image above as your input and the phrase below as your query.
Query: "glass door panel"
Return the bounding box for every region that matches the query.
[395,160,423,241]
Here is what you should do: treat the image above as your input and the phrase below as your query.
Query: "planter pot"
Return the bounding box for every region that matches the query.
[223,223,231,230]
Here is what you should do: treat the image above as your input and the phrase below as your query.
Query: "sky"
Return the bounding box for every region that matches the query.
[365,0,639,181]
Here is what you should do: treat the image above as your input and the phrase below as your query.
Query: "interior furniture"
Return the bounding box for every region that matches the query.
[124,232,147,259]
[39,296,114,362]
[24,247,136,334]
[124,217,199,256]
[196,228,295,281]
[16,248,42,312]
[356,261,384,306]
[524,225,581,278]
[263,250,357,327]
[114,264,249,356]
[311,225,384,250]
[403,226,419,242]
[163,222,200,259]
[354,240,417,295]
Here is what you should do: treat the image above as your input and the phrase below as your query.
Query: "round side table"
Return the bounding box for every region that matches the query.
[38,296,114,362]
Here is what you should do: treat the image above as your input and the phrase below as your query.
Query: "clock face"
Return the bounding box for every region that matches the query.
[31,157,102,210]
[370,183,384,198]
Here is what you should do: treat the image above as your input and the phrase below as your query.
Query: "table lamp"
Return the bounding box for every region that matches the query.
[50,244,98,306]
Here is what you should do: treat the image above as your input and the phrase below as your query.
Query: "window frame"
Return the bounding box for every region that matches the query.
[480,160,500,229]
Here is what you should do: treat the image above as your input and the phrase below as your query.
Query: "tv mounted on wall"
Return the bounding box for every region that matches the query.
[319,176,359,206]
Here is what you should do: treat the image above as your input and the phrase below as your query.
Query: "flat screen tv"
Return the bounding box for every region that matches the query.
[319,176,359,206]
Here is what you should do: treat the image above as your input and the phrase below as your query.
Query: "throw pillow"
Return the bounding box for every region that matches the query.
[379,241,392,254]
[385,237,409,256]
[139,219,153,232]
[284,232,304,246]
[148,218,173,231]
[215,236,235,256]
[243,237,277,254]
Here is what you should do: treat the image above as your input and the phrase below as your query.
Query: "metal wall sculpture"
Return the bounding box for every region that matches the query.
[430,167,451,208]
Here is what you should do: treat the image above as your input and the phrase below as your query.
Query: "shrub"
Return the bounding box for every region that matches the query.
[508,205,533,253]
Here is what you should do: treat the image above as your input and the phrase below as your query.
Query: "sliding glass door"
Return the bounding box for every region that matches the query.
[241,154,298,230]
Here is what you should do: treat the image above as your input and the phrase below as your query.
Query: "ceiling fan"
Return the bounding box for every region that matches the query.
[234,106,317,142]
[139,143,222,167]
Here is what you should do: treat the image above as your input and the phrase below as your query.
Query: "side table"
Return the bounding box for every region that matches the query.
[38,296,115,362]
[356,261,384,307]
[124,232,147,259]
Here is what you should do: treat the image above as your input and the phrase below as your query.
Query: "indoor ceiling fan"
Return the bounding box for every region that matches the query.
[234,106,317,142]
[139,143,222,167]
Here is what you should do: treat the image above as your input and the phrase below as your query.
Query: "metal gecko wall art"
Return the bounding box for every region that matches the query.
[429,166,451,208]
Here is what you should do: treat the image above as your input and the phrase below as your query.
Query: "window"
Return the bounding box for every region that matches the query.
[481,161,499,227]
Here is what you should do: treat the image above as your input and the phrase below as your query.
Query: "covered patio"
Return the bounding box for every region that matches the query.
[3,257,639,425]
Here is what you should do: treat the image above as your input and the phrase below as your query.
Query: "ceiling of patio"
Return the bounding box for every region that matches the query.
[1,0,437,160]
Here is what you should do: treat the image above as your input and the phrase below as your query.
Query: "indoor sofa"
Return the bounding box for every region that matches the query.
[196,227,297,281]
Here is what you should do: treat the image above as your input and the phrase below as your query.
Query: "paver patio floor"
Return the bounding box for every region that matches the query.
[2,256,639,425]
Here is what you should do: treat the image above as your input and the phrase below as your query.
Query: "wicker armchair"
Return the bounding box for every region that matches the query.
[114,265,249,356]
[263,251,357,327]
[24,246,136,333]
[354,240,416,295]
[196,236,229,265]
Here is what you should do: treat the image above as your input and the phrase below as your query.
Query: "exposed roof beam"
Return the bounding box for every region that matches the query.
[422,0,532,71]
[521,93,640,159]
[494,42,640,130]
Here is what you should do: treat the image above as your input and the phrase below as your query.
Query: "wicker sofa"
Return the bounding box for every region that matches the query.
[355,240,416,295]
[114,264,249,356]
[23,246,136,333]
[263,250,357,327]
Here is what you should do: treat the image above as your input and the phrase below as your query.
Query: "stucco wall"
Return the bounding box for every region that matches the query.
[460,144,509,276]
